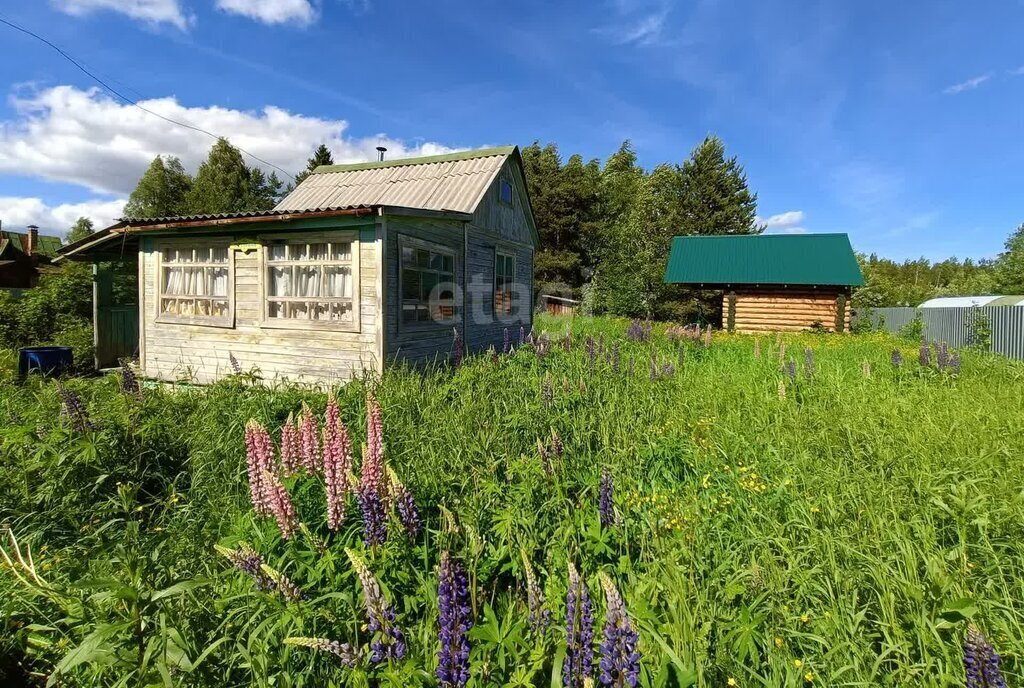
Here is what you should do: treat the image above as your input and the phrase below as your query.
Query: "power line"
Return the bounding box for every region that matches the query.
[0,14,295,181]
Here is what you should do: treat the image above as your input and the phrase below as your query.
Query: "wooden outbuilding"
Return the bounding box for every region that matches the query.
[0,225,61,289]
[664,233,864,333]
[58,146,537,383]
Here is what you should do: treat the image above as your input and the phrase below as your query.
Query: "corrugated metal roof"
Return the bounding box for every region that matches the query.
[119,206,375,225]
[920,295,1024,308]
[0,230,62,257]
[664,233,865,287]
[275,147,514,215]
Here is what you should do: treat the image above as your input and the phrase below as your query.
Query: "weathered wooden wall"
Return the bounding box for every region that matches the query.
[725,289,850,332]
[383,159,535,366]
[139,226,379,385]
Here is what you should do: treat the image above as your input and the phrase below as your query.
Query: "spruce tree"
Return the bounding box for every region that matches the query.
[677,136,760,235]
[124,156,193,218]
[291,143,335,188]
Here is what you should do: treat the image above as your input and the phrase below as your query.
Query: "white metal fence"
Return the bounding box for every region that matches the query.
[857,306,1024,360]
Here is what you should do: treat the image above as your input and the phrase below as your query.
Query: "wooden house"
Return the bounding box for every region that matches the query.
[58,146,537,382]
[0,225,61,289]
[664,233,864,332]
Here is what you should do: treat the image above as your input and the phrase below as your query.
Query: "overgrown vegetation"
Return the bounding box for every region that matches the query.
[2,316,1021,687]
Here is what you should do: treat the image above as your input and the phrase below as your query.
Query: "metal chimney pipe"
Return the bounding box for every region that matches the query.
[376,146,387,162]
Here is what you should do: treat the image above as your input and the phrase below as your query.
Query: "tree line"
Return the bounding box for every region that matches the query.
[64,136,1024,314]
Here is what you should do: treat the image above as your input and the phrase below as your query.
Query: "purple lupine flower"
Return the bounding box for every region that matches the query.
[284,637,363,667]
[563,563,595,687]
[437,552,472,688]
[919,343,931,367]
[538,438,553,477]
[503,327,511,354]
[804,347,815,380]
[452,328,464,369]
[550,429,564,459]
[627,357,635,378]
[216,544,275,592]
[950,350,961,374]
[936,341,951,371]
[625,319,648,342]
[345,549,406,663]
[542,374,554,408]
[356,483,388,547]
[785,359,797,384]
[298,403,321,474]
[586,336,597,368]
[891,349,903,368]
[388,468,421,539]
[362,394,386,497]
[56,382,94,433]
[661,363,675,378]
[119,359,141,398]
[261,562,304,602]
[229,352,242,374]
[562,332,572,352]
[597,572,640,688]
[263,468,298,540]
[323,397,353,531]
[279,413,300,476]
[599,468,615,528]
[964,624,1006,688]
[519,326,526,346]
[244,420,274,516]
[677,344,685,367]
[612,342,620,373]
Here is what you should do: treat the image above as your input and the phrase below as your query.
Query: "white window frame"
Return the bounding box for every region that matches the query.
[494,247,516,316]
[258,231,361,333]
[398,234,459,331]
[155,239,235,328]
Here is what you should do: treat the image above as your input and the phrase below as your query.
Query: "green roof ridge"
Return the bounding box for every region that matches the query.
[312,145,517,174]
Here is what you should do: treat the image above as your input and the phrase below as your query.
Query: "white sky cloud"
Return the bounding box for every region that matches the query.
[51,0,192,30]
[215,0,318,26]
[758,210,807,234]
[0,85,457,197]
[759,210,805,228]
[0,196,126,236]
[943,74,990,95]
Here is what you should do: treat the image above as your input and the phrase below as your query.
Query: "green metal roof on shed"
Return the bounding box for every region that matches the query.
[0,230,62,258]
[664,233,864,287]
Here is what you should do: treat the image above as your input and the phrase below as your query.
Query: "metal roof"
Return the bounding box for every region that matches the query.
[664,233,865,287]
[919,295,1024,308]
[117,206,376,226]
[275,146,515,215]
[0,230,62,258]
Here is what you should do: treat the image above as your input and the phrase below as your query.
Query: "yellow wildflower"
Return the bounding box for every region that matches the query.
[801,613,810,624]
[727,679,738,687]
[774,636,784,648]
[804,671,814,683]
[793,659,803,669]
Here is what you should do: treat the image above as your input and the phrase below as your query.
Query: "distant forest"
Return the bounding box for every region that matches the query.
[75,137,1024,317]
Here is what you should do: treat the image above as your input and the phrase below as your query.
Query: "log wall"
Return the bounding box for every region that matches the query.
[724,289,851,333]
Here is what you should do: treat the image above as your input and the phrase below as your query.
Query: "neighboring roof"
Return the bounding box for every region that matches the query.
[919,295,1024,308]
[0,230,62,258]
[664,233,865,287]
[276,146,517,216]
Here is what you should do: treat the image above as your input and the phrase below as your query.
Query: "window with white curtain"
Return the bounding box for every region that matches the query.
[158,245,231,324]
[264,239,357,327]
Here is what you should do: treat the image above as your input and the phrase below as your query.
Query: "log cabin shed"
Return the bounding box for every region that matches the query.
[58,146,537,383]
[664,233,864,332]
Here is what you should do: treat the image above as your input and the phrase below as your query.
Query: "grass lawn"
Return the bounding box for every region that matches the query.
[1,314,1022,687]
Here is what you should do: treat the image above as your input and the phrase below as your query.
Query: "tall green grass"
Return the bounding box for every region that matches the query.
[1,315,1022,687]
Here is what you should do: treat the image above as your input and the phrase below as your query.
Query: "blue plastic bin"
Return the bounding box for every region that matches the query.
[18,346,74,377]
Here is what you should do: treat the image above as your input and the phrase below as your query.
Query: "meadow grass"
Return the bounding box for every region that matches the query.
[1,315,1022,687]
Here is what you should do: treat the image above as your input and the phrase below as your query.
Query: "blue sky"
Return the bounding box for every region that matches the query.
[0,0,1021,261]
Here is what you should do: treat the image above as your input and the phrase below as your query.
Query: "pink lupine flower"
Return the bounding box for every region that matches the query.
[323,396,353,530]
[299,402,321,474]
[362,394,385,496]
[245,420,275,516]
[263,468,298,540]
[280,413,300,476]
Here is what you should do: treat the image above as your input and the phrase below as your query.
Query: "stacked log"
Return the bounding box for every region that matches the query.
[722,290,851,333]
